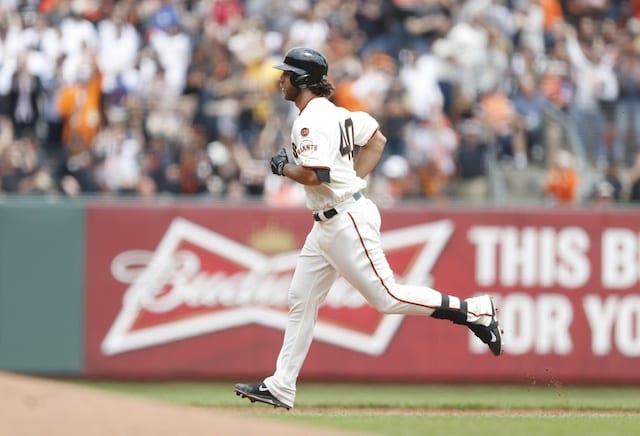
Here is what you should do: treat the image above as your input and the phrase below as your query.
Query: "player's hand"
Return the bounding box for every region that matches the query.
[270,148,289,176]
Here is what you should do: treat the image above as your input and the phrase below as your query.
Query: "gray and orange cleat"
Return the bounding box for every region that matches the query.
[234,383,291,410]
[467,296,503,356]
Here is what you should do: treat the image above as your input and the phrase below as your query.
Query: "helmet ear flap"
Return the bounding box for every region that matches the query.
[292,73,311,88]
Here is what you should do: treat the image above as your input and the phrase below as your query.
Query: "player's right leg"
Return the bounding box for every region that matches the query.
[234,382,291,409]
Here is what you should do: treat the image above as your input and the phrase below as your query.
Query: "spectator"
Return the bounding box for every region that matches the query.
[0,136,53,194]
[544,149,579,205]
[353,0,396,56]
[405,109,458,198]
[478,20,513,98]
[591,178,616,206]
[41,59,66,164]
[0,142,23,193]
[8,52,43,139]
[512,72,549,165]
[147,0,181,33]
[590,160,624,205]
[349,50,396,117]
[58,135,101,196]
[142,136,180,195]
[564,20,618,168]
[539,0,565,41]
[399,0,452,54]
[539,41,574,112]
[19,13,61,83]
[513,0,546,55]
[0,0,639,205]
[148,22,191,98]
[377,76,410,159]
[399,48,444,122]
[602,160,624,201]
[287,4,329,50]
[59,4,97,58]
[96,3,140,100]
[627,151,640,202]
[56,54,103,154]
[432,13,489,108]
[93,110,144,195]
[454,117,490,201]
[373,154,414,205]
[476,83,521,166]
[611,28,640,166]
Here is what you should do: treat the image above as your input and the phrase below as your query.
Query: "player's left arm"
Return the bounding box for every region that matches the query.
[354,129,386,178]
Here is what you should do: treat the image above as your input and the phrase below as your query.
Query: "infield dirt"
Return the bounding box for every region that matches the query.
[0,371,360,436]
[5,372,634,435]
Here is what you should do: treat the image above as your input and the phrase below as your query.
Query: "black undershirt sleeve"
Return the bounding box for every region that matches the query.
[314,168,330,182]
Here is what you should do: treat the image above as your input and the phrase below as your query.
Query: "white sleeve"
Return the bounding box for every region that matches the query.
[291,120,330,168]
[350,111,379,146]
[565,35,587,69]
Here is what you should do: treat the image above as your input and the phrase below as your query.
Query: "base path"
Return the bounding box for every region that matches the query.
[0,371,357,436]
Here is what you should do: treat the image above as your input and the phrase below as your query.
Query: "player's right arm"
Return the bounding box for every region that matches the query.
[271,147,325,185]
[354,129,386,179]
[282,163,325,185]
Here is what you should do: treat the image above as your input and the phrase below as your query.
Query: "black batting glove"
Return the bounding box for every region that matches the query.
[270,148,289,176]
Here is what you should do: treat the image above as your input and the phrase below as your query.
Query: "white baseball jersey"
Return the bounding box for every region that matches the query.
[290,97,379,211]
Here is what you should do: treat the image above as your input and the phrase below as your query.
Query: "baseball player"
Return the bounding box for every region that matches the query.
[235,47,503,410]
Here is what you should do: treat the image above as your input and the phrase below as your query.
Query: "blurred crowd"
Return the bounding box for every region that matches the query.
[2,0,640,206]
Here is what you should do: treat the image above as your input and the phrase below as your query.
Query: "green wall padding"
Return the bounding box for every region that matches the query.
[0,200,85,374]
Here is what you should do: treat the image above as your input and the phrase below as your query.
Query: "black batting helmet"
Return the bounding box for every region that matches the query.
[273,47,328,88]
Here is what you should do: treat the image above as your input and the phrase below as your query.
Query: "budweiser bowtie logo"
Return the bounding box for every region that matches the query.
[101,218,453,356]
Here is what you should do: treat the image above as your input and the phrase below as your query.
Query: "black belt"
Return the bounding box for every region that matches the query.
[313,192,362,222]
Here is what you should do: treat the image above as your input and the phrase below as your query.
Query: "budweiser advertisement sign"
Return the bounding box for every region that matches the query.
[86,205,640,383]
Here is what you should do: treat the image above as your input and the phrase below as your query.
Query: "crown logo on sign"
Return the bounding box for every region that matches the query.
[248,224,298,254]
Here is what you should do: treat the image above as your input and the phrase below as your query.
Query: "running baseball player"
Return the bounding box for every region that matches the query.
[234,47,503,410]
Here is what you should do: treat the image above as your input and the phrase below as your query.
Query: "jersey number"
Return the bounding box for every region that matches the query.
[339,118,354,159]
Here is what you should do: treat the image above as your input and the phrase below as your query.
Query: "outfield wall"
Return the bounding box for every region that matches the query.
[0,200,85,374]
[1,199,639,383]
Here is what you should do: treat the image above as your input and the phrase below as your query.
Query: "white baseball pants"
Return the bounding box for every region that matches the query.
[264,196,489,407]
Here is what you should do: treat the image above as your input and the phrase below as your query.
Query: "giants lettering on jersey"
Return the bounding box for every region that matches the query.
[295,138,317,157]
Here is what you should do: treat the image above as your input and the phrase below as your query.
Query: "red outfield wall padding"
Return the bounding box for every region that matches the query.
[85,204,640,383]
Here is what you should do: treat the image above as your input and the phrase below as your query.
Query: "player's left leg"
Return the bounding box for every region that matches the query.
[234,382,291,409]
[432,293,503,356]
[326,198,503,355]
[325,198,443,316]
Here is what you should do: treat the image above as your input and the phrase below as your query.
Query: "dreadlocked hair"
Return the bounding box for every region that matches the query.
[309,78,335,98]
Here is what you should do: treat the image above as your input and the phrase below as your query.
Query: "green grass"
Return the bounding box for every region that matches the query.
[290,414,640,436]
[71,381,640,435]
